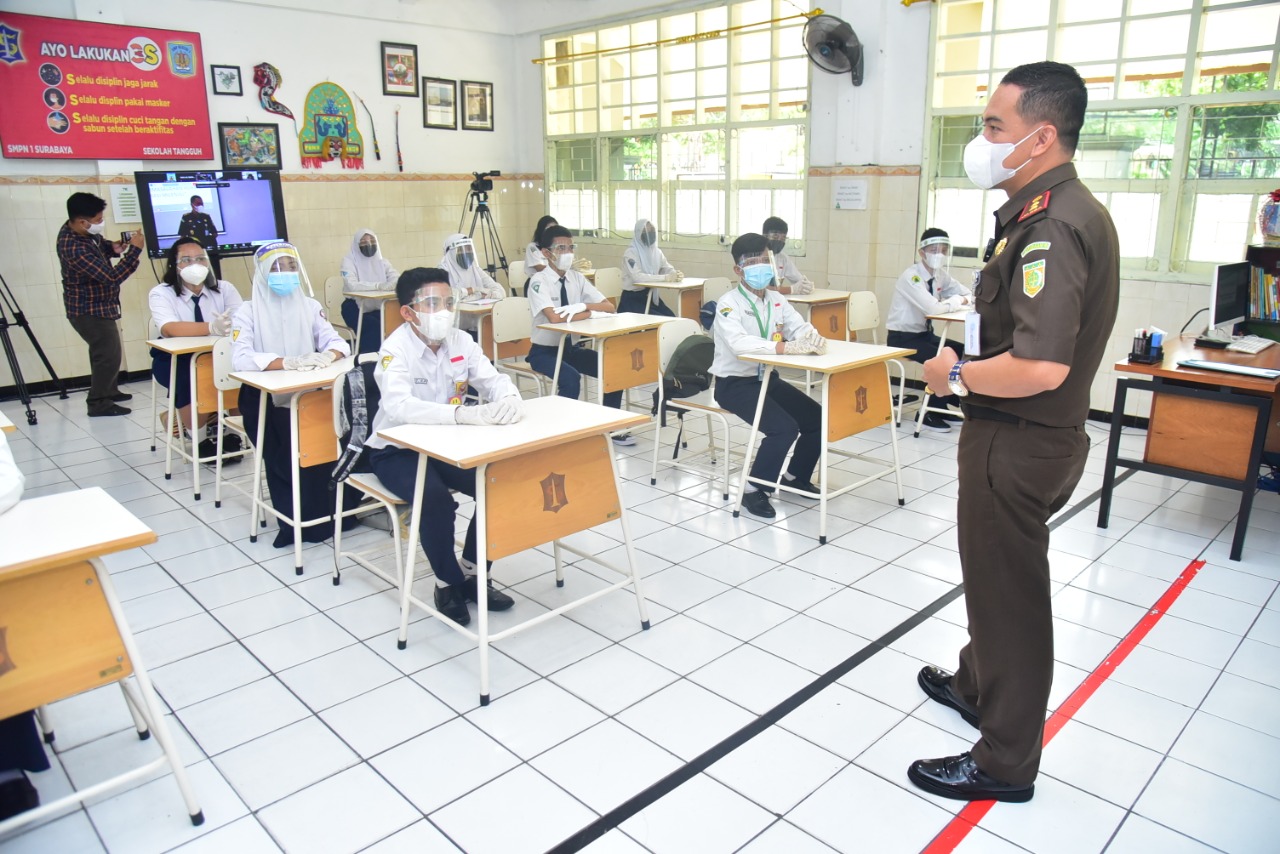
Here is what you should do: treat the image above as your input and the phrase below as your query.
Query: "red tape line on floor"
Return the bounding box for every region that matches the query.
[921,558,1206,854]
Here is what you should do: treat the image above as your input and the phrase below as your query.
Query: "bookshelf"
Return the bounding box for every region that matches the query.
[1245,244,1280,340]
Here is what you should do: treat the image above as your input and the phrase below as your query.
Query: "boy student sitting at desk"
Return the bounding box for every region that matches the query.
[526,225,637,446]
[762,216,815,296]
[886,227,972,433]
[712,233,827,520]
[365,268,525,626]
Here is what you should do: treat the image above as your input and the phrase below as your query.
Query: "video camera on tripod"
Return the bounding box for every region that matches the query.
[469,170,501,200]
[460,170,508,279]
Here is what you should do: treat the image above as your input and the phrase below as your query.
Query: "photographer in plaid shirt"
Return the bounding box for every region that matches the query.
[57,192,145,417]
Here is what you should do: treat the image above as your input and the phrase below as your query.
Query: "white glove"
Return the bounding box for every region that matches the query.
[571,258,593,272]
[663,271,681,283]
[801,329,828,355]
[209,311,232,337]
[281,355,316,372]
[675,270,684,282]
[793,278,815,295]
[555,302,586,320]
[299,351,336,369]
[483,396,525,425]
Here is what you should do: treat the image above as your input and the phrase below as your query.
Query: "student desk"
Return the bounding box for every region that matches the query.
[634,277,706,321]
[230,358,354,574]
[146,334,221,501]
[458,299,499,355]
[787,289,851,340]
[734,339,916,544]
[377,396,651,704]
[1099,336,1280,561]
[913,309,972,437]
[0,487,202,835]
[343,289,400,347]
[537,312,676,407]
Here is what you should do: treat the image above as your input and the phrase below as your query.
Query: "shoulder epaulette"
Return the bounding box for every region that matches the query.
[1017,190,1051,223]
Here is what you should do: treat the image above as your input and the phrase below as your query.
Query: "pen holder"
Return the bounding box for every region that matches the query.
[1128,337,1163,365]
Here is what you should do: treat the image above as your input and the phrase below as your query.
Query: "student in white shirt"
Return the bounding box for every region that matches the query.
[231,241,351,547]
[712,233,826,519]
[148,237,244,454]
[618,218,682,316]
[886,228,972,432]
[522,215,558,296]
[365,268,524,625]
[339,228,399,354]
[526,225,636,445]
[438,233,506,338]
[762,216,815,295]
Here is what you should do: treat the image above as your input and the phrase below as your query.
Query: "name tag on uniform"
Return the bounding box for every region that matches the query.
[964,312,981,356]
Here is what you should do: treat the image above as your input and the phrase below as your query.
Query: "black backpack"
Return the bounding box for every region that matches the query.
[651,335,714,454]
[330,359,382,487]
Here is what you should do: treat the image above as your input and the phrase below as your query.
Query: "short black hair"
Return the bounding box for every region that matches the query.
[67,192,105,221]
[539,225,573,250]
[395,267,450,307]
[163,237,221,295]
[532,214,558,245]
[762,216,788,235]
[190,195,203,205]
[920,227,949,244]
[731,233,768,264]
[1000,62,1087,154]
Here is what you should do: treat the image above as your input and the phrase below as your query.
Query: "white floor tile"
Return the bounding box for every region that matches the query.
[549,645,680,716]
[1135,758,1280,854]
[978,774,1126,854]
[685,587,797,641]
[318,677,455,759]
[358,820,460,853]
[688,644,816,715]
[277,643,401,712]
[239,613,357,672]
[615,679,755,761]
[467,678,606,760]
[213,717,359,810]
[618,773,776,854]
[1105,814,1220,854]
[1199,672,1280,739]
[1038,720,1162,809]
[256,764,419,854]
[0,811,106,854]
[176,678,312,756]
[170,816,282,852]
[752,614,870,675]
[707,725,846,814]
[531,719,682,814]
[369,717,520,814]
[787,763,953,853]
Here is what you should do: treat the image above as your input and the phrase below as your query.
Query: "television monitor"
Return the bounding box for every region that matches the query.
[133,168,288,259]
[1208,261,1251,337]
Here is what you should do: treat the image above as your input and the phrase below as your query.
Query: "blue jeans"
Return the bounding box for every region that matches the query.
[527,342,622,409]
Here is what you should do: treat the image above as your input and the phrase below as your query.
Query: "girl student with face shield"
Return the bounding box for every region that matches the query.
[339,228,400,355]
[148,237,244,456]
[884,227,973,433]
[230,242,353,548]
[438,233,506,339]
[618,218,683,316]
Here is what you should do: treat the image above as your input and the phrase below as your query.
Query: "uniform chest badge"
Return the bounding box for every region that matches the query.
[1022,259,1045,298]
[993,237,1008,257]
[911,275,921,283]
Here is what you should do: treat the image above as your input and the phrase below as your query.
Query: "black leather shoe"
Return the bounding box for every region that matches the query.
[463,575,514,611]
[786,479,821,497]
[741,489,776,519]
[88,404,130,417]
[111,392,133,402]
[433,584,471,626]
[907,752,1033,803]
[918,666,980,728]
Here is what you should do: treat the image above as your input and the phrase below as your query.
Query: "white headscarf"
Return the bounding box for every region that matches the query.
[343,228,396,284]
[439,233,487,293]
[628,219,664,275]
[248,241,316,358]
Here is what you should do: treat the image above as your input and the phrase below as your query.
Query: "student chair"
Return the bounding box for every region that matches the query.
[210,336,256,509]
[324,275,357,345]
[592,267,623,308]
[147,317,164,452]
[489,296,548,397]
[507,260,525,292]
[701,276,733,306]
[846,290,910,426]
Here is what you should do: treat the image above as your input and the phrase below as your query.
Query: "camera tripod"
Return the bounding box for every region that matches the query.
[0,269,67,426]
[459,190,509,280]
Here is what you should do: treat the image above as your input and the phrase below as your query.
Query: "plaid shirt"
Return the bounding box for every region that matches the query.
[57,222,141,319]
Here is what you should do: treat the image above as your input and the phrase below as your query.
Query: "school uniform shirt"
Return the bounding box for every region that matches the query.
[523,242,547,271]
[710,284,816,378]
[527,266,608,347]
[339,252,399,313]
[774,251,814,295]
[886,261,972,333]
[364,323,518,449]
[620,246,676,292]
[148,280,243,334]
[230,298,349,372]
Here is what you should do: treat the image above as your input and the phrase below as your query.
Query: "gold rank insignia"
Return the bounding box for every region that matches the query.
[1018,190,1051,222]
[993,237,1008,257]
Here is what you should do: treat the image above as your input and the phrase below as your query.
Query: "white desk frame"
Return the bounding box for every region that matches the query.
[633,277,706,320]
[147,335,220,501]
[913,309,971,437]
[343,289,398,349]
[537,312,674,410]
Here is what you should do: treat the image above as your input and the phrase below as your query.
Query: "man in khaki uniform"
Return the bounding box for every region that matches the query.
[910,61,1120,802]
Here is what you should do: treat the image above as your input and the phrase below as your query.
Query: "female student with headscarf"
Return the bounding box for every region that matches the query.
[522,215,557,296]
[148,237,244,457]
[231,241,351,547]
[339,228,399,354]
[618,218,682,316]
[439,233,505,337]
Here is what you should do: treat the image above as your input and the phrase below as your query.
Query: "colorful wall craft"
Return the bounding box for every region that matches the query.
[299,82,363,169]
[252,62,296,130]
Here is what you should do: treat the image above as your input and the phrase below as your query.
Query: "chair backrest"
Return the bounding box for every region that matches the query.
[210,337,241,392]
[593,267,623,303]
[658,318,703,372]
[490,296,534,360]
[507,260,526,288]
[147,316,161,340]
[847,290,882,344]
[324,275,347,321]
[701,276,733,304]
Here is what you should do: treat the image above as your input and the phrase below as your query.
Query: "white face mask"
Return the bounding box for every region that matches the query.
[415,309,455,342]
[962,126,1045,190]
[923,252,947,271]
[86,221,105,235]
[554,251,575,271]
[179,264,209,285]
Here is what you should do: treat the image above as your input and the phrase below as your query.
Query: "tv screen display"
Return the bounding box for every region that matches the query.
[133,168,288,259]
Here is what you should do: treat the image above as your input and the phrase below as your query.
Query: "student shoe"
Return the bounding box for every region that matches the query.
[785,479,821,497]
[917,666,979,728]
[907,752,1033,803]
[940,409,966,423]
[740,489,776,519]
[611,432,637,446]
[463,575,515,611]
[433,584,471,626]
[921,413,952,432]
[111,392,133,402]
[89,404,131,417]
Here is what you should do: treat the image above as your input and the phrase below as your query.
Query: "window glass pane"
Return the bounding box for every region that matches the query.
[1188,104,1280,180]
[601,54,630,82]
[735,188,773,236]
[600,108,625,132]
[1188,194,1253,262]
[575,86,597,110]
[664,130,726,180]
[700,97,727,124]
[698,68,727,98]
[1119,58,1184,99]
[1061,0,1120,22]
[777,57,808,90]
[611,188,658,233]
[938,36,991,74]
[634,78,657,104]
[664,71,695,107]
[599,25,630,52]
[661,12,695,40]
[664,43,696,73]
[1197,55,1273,95]
[549,189,600,232]
[1122,15,1190,59]
[633,48,657,77]
[995,0,1048,30]
[775,88,808,120]
[1057,22,1121,64]
[607,135,657,181]
[993,30,1048,69]
[934,72,993,108]
[698,39,728,68]
[939,0,991,37]
[774,24,806,60]
[699,6,728,31]
[735,31,772,64]
[733,95,771,122]
[1202,6,1280,53]
[632,21,656,43]
[668,99,696,126]
[1077,109,1178,180]
[928,188,990,251]
[736,126,805,179]
[673,188,725,235]
[1105,192,1160,257]
[734,63,771,94]
[573,59,596,85]
[1129,0,1189,14]
[934,116,983,179]
[551,140,597,183]
[732,0,771,28]
[575,111,597,134]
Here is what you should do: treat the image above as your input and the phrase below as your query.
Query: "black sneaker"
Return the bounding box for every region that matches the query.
[433,584,471,625]
[463,575,515,611]
[89,404,130,417]
[741,489,776,519]
[111,392,133,402]
[197,438,218,460]
[786,479,821,497]
[893,393,920,407]
[940,409,965,423]
[921,413,952,433]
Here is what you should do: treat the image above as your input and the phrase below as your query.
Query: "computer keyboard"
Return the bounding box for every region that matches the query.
[1226,335,1277,354]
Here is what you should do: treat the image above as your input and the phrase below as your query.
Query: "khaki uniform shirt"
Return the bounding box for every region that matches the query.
[967,163,1119,427]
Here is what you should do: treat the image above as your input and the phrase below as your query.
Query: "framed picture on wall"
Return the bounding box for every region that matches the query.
[422,77,457,129]
[381,42,419,97]
[210,64,242,96]
[216,122,282,169]
[461,80,493,131]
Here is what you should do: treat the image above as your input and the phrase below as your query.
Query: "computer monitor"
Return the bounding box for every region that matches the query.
[133,169,289,259]
[1209,261,1251,337]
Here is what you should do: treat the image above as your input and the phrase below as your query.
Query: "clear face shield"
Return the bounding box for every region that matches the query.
[453,239,477,270]
[406,286,458,342]
[256,243,314,298]
[919,236,952,278]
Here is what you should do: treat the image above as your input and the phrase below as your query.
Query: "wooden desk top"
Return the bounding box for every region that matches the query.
[343,289,397,300]
[145,335,221,355]
[458,301,498,315]
[0,487,156,579]
[231,356,355,394]
[786,288,850,305]
[378,395,648,469]
[0,410,15,434]
[632,279,706,291]
[537,311,675,338]
[925,309,973,323]
[743,339,914,373]
[1116,335,1280,393]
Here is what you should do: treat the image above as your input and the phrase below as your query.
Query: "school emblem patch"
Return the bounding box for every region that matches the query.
[380,354,393,369]
[540,472,568,513]
[1022,259,1045,298]
[719,306,732,316]
[630,348,645,372]
[855,385,868,414]
[231,329,240,341]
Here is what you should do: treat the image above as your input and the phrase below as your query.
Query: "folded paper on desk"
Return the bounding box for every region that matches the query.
[1177,359,1280,380]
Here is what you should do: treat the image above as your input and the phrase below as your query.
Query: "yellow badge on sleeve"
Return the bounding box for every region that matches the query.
[1022,259,1045,298]
[231,329,240,341]
[380,354,393,369]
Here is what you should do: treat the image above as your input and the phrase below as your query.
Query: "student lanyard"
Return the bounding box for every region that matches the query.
[737,285,772,340]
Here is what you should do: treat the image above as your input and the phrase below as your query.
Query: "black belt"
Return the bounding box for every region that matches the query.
[961,404,1064,430]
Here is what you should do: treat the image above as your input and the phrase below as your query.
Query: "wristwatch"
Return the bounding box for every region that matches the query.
[947,360,971,397]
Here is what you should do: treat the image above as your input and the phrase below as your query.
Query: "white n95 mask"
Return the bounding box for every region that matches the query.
[962,126,1045,190]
